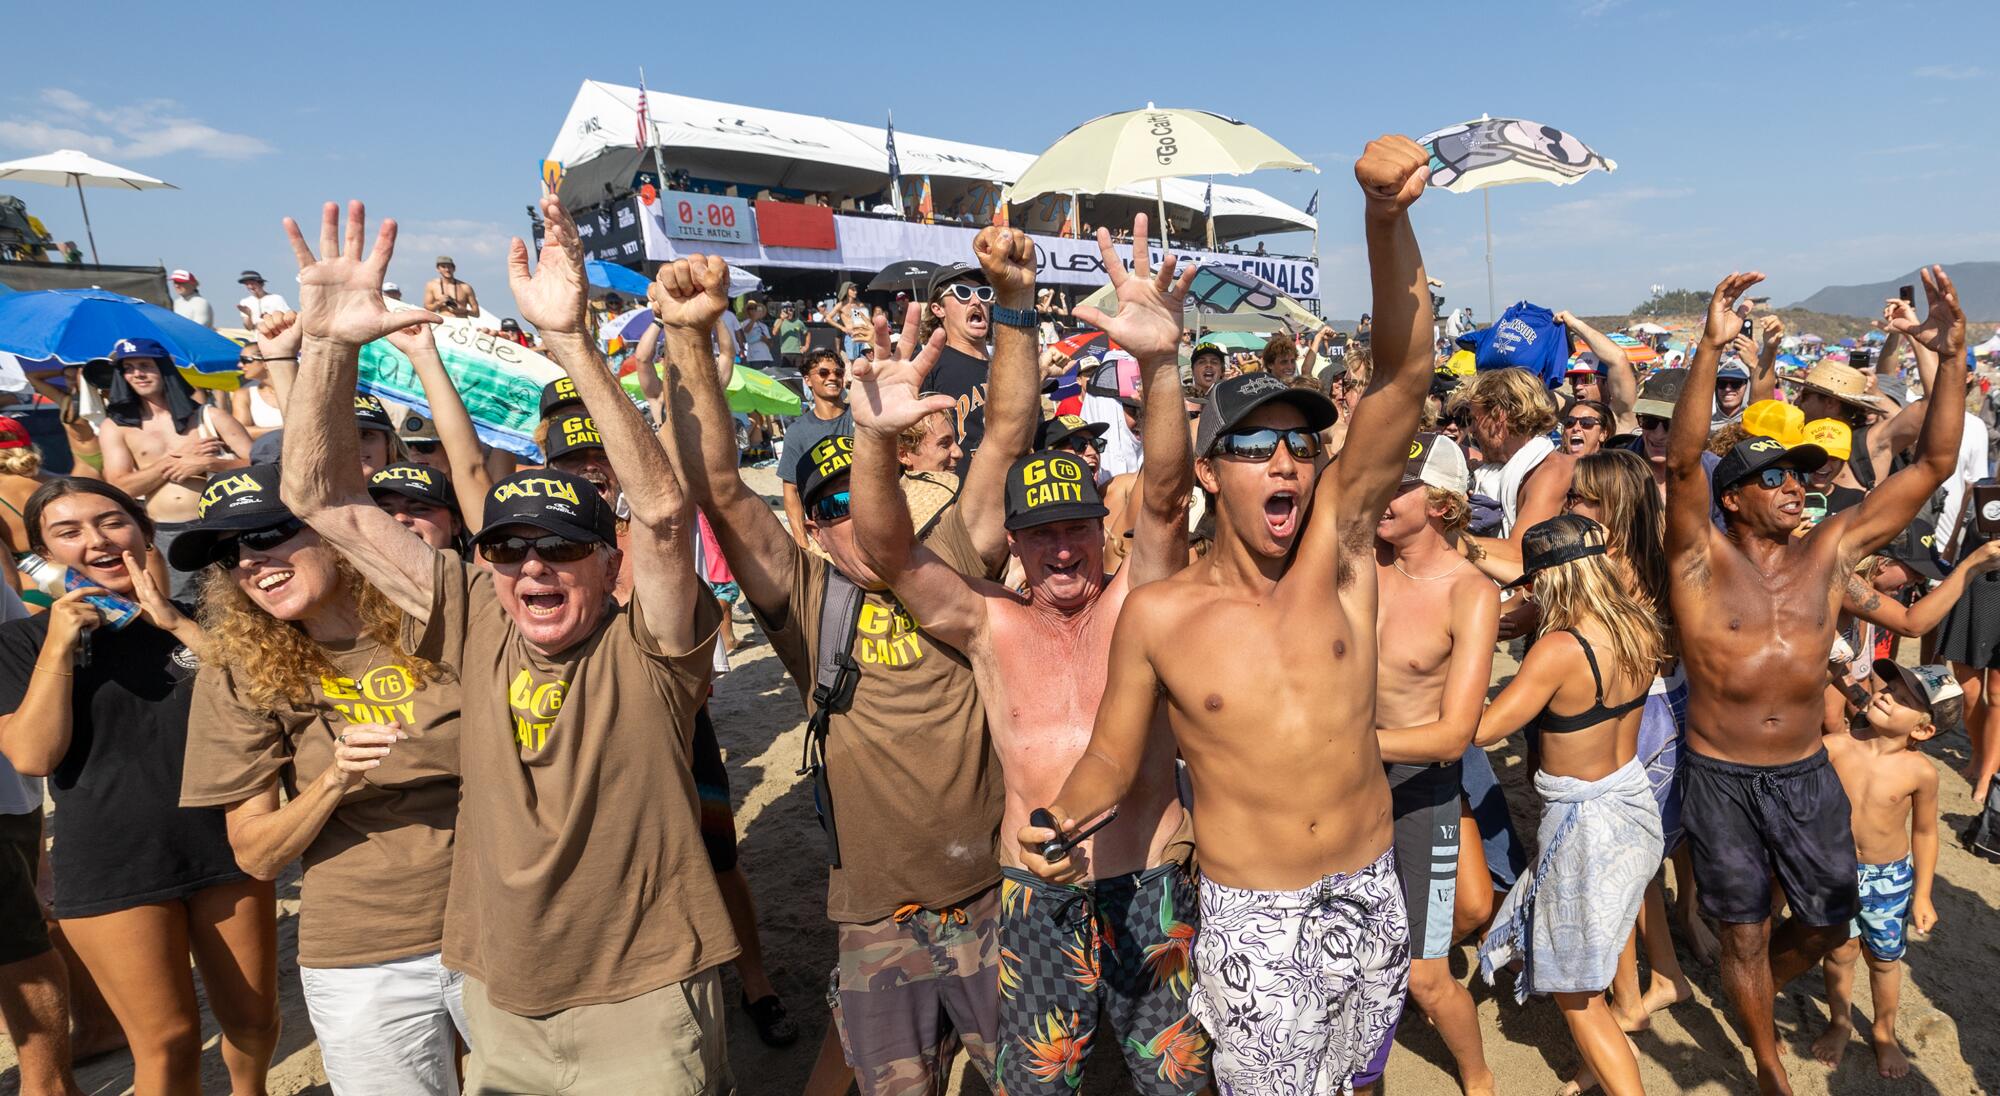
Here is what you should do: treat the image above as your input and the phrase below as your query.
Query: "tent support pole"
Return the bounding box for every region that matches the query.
[1154,178,1170,258]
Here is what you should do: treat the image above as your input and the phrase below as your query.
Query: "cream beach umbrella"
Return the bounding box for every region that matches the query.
[1007,104,1314,253]
[0,149,177,263]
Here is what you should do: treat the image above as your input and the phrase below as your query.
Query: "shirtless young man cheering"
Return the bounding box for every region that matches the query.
[1027,136,1437,1095]
[848,218,1207,1096]
[1374,432,1499,1096]
[1666,266,1966,1096]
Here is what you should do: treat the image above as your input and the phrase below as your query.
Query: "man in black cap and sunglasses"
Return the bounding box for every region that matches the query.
[648,227,1040,1093]
[1030,136,1437,1095]
[1665,265,1968,1096]
[279,196,739,1093]
[851,216,1209,1096]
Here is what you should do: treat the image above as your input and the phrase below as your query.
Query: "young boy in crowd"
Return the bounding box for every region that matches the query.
[1812,660,1951,1079]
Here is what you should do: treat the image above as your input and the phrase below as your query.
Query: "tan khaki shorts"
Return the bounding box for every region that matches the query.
[462,968,732,1095]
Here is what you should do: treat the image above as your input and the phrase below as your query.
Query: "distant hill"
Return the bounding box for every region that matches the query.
[1577,310,1998,347]
[1789,262,2000,320]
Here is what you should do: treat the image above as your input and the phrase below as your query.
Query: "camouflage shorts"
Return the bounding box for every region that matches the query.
[831,885,1001,1095]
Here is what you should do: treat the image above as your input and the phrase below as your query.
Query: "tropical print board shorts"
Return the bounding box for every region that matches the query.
[997,863,1209,1095]
[1849,857,1915,962]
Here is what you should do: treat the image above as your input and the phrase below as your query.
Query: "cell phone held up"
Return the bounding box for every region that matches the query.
[1900,284,1917,307]
[1974,480,2000,583]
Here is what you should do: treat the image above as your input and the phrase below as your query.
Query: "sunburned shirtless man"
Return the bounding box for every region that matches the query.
[1025,135,1437,1095]
[1373,432,1498,1096]
[1666,265,1966,1095]
[848,218,1209,1096]
[93,337,252,596]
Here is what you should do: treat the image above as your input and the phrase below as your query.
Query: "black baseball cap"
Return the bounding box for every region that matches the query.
[1194,373,1338,456]
[166,464,298,571]
[797,432,854,504]
[539,377,583,420]
[474,468,617,548]
[368,462,457,512]
[924,262,984,300]
[1035,414,1108,450]
[1713,435,1828,499]
[1191,341,1227,364]
[1503,514,1610,589]
[1004,450,1108,531]
[1882,517,1948,583]
[543,413,604,462]
[354,393,394,434]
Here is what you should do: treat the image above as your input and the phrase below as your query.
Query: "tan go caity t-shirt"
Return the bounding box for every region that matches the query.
[758,506,1005,923]
[418,551,738,1015]
[181,636,461,969]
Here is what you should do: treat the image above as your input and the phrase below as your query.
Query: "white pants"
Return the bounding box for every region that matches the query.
[301,951,469,1096]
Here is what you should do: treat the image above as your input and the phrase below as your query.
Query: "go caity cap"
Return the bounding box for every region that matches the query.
[1035,414,1108,451]
[543,413,604,462]
[1713,435,1828,498]
[368,462,456,511]
[475,469,616,548]
[167,464,298,571]
[796,432,855,503]
[539,377,583,420]
[1003,450,1108,531]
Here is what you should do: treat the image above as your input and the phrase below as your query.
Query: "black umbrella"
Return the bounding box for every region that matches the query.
[866,259,939,297]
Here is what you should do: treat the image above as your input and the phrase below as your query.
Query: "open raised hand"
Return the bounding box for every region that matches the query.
[849,303,954,438]
[507,195,590,338]
[972,225,1036,303]
[284,201,439,346]
[1355,135,1431,216]
[648,255,731,332]
[1881,267,1964,357]
[1072,213,1195,363]
[1702,272,1765,350]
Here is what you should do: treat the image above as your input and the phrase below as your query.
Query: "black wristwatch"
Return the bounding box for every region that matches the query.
[991,304,1038,330]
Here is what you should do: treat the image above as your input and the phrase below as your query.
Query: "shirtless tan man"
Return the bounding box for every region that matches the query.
[1373,432,1498,1096]
[1028,135,1438,1095]
[848,216,1207,1096]
[1667,266,1965,1096]
[93,337,252,596]
[423,256,479,318]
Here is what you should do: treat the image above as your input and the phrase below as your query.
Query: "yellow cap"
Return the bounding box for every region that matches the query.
[1802,418,1852,463]
[1741,399,1803,448]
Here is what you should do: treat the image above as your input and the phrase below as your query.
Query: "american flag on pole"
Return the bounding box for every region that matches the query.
[1204,178,1216,249]
[636,75,652,150]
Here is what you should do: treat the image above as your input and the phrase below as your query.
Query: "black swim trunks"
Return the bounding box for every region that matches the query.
[1388,761,1463,961]
[0,810,49,966]
[1682,748,1859,926]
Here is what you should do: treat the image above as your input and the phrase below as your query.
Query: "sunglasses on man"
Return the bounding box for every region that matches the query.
[1638,416,1671,433]
[1716,378,1747,391]
[944,284,995,304]
[1744,466,1808,490]
[480,533,597,565]
[217,518,305,568]
[810,490,852,523]
[1212,427,1322,463]
[1054,436,1100,455]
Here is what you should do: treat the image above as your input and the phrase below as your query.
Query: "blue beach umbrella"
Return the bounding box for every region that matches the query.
[0,288,244,389]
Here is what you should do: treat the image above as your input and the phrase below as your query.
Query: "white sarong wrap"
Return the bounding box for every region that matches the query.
[1477,757,1662,999]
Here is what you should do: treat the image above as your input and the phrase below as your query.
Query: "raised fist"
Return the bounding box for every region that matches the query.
[973,226,1036,302]
[1354,135,1431,214]
[648,255,731,332]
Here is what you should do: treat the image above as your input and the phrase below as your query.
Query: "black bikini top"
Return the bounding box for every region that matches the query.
[1538,628,1647,734]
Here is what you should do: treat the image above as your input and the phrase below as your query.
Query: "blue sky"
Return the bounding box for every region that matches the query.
[3,1,1995,322]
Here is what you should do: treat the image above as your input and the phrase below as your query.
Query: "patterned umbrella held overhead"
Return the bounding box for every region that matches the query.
[1418,116,1617,193]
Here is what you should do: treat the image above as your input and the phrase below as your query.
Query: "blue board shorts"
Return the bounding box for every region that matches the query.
[1849,857,1914,961]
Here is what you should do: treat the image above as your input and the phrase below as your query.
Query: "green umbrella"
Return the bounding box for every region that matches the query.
[620,363,802,416]
[1194,331,1269,351]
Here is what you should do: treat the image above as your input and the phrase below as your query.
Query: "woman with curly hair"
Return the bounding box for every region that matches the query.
[0,476,279,1095]
[172,463,467,1095]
